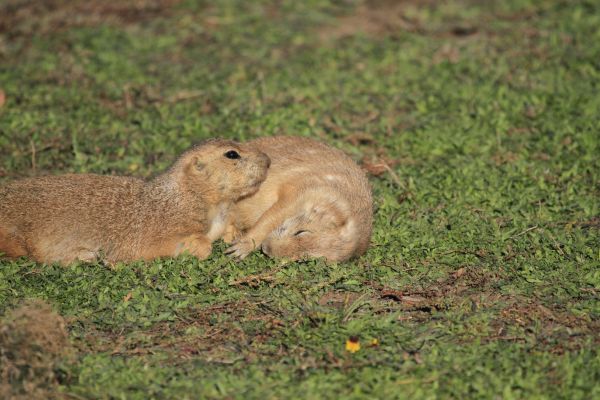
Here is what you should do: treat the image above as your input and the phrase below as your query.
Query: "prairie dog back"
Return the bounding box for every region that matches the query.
[225,136,373,261]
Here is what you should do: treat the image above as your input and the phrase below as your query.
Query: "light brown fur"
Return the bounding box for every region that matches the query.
[0,139,270,265]
[224,136,372,262]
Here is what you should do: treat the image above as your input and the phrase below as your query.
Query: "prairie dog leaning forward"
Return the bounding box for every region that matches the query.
[0,139,270,265]
[224,136,372,262]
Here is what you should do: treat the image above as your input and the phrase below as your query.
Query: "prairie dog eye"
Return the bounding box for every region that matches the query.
[224,150,241,159]
[294,230,309,236]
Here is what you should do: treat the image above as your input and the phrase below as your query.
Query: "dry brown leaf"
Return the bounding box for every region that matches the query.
[361,159,388,176]
[361,156,400,176]
[453,267,466,278]
[346,132,375,146]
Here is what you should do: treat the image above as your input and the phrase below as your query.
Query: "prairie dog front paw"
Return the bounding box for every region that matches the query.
[176,234,212,260]
[222,224,243,244]
[224,237,260,260]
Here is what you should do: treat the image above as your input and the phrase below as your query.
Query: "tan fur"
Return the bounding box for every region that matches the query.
[0,139,270,265]
[225,136,372,262]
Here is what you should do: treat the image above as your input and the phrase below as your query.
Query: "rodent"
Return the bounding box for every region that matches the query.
[224,136,373,262]
[0,139,270,265]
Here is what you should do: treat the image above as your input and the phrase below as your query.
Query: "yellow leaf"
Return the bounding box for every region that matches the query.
[345,337,360,353]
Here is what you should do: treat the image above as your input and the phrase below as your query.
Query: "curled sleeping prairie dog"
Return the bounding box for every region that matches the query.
[224,136,372,262]
[0,139,270,265]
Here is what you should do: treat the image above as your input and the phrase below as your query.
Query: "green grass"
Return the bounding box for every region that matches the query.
[0,0,598,398]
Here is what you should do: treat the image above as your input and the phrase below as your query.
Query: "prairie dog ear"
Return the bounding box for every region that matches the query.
[339,218,356,239]
[311,204,347,228]
[330,210,348,228]
[192,156,206,172]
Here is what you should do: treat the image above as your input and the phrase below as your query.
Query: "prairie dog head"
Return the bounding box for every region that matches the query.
[177,139,270,202]
[261,194,361,262]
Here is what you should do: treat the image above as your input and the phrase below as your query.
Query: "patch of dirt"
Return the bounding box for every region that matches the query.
[368,266,598,352]
[491,150,520,166]
[88,299,285,364]
[574,216,600,230]
[0,300,72,400]
[0,0,181,39]
[316,0,550,65]
[318,290,363,308]
[489,297,599,354]
[318,0,432,40]
[318,0,485,41]
[377,266,501,304]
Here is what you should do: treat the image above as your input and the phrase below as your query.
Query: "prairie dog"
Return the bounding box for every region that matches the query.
[224,136,372,262]
[0,139,270,265]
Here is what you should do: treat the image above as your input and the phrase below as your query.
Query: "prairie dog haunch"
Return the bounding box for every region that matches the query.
[225,136,372,262]
[0,139,270,265]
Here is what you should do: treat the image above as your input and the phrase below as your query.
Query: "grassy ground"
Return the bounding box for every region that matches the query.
[0,0,599,398]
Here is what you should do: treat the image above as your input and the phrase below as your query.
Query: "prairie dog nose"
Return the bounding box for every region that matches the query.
[261,242,271,255]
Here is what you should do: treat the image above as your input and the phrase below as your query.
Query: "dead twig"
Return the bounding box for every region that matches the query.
[30,139,36,172]
[507,225,538,241]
